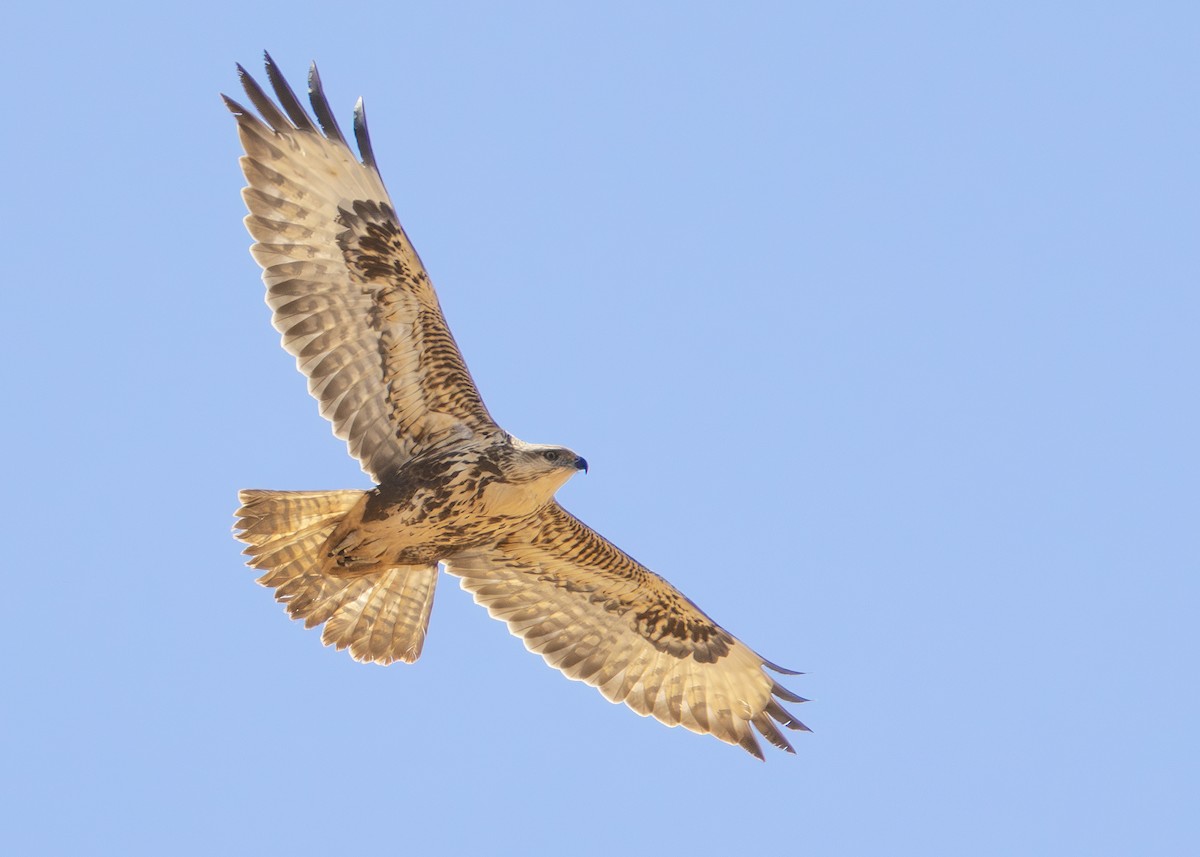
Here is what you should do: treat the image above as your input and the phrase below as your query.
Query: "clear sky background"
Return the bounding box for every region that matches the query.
[4,2,1197,854]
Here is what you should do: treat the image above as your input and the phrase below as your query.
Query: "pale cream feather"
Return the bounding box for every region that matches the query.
[235,490,438,665]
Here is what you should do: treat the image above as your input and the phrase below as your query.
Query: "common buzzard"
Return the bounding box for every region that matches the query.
[228,55,808,758]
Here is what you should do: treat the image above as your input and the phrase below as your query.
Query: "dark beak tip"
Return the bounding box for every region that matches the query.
[576,456,589,473]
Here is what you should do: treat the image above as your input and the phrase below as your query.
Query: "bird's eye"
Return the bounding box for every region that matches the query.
[542,451,558,462]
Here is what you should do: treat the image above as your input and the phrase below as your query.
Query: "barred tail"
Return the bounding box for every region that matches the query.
[233,489,438,665]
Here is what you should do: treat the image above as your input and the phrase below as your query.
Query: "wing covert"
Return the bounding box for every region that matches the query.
[226,54,500,481]
[445,503,808,758]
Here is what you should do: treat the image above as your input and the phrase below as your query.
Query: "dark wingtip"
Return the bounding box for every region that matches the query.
[353,96,378,170]
[738,732,766,761]
[771,679,808,704]
[762,658,804,676]
[307,62,349,146]
[235,59,293,131]
[263,51,316,132]
[221,93,248,116]
[752,713,797,755]
[766,699,811,734]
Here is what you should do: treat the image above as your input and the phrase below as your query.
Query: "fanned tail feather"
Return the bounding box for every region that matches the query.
[234,489,438,665]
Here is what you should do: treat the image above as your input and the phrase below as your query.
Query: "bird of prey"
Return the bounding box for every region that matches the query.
[227,54,808,759]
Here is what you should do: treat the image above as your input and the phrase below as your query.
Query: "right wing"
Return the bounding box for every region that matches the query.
[225,54,502,481]
[446,503,808,759]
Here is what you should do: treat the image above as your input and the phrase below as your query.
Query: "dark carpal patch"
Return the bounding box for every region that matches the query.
[631,603,734,663]
[336,200,428,294]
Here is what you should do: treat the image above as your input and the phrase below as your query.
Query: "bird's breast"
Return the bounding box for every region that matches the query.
[353,454,535,563]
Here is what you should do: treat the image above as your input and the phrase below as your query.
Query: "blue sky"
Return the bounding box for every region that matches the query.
[5,2,1197,854]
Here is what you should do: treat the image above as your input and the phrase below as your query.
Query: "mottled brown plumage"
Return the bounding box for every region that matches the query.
[228,54,807,758]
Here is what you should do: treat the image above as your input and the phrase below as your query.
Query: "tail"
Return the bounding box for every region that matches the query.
[233,489,438,665]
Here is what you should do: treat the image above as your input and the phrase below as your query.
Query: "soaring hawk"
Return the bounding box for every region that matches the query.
[228,54,808,758]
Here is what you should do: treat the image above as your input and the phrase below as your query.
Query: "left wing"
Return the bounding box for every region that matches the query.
[225,55,502,482]
[445,503,807,759]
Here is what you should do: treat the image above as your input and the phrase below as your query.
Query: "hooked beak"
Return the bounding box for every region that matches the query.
[574,455,589,474]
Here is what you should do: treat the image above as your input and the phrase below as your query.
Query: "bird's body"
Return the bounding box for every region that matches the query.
[319,440,586,572]
[228,55,808,759]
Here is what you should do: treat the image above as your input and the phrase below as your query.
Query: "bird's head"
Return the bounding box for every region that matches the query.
[482,438,587,514]
[513,440,588,483]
